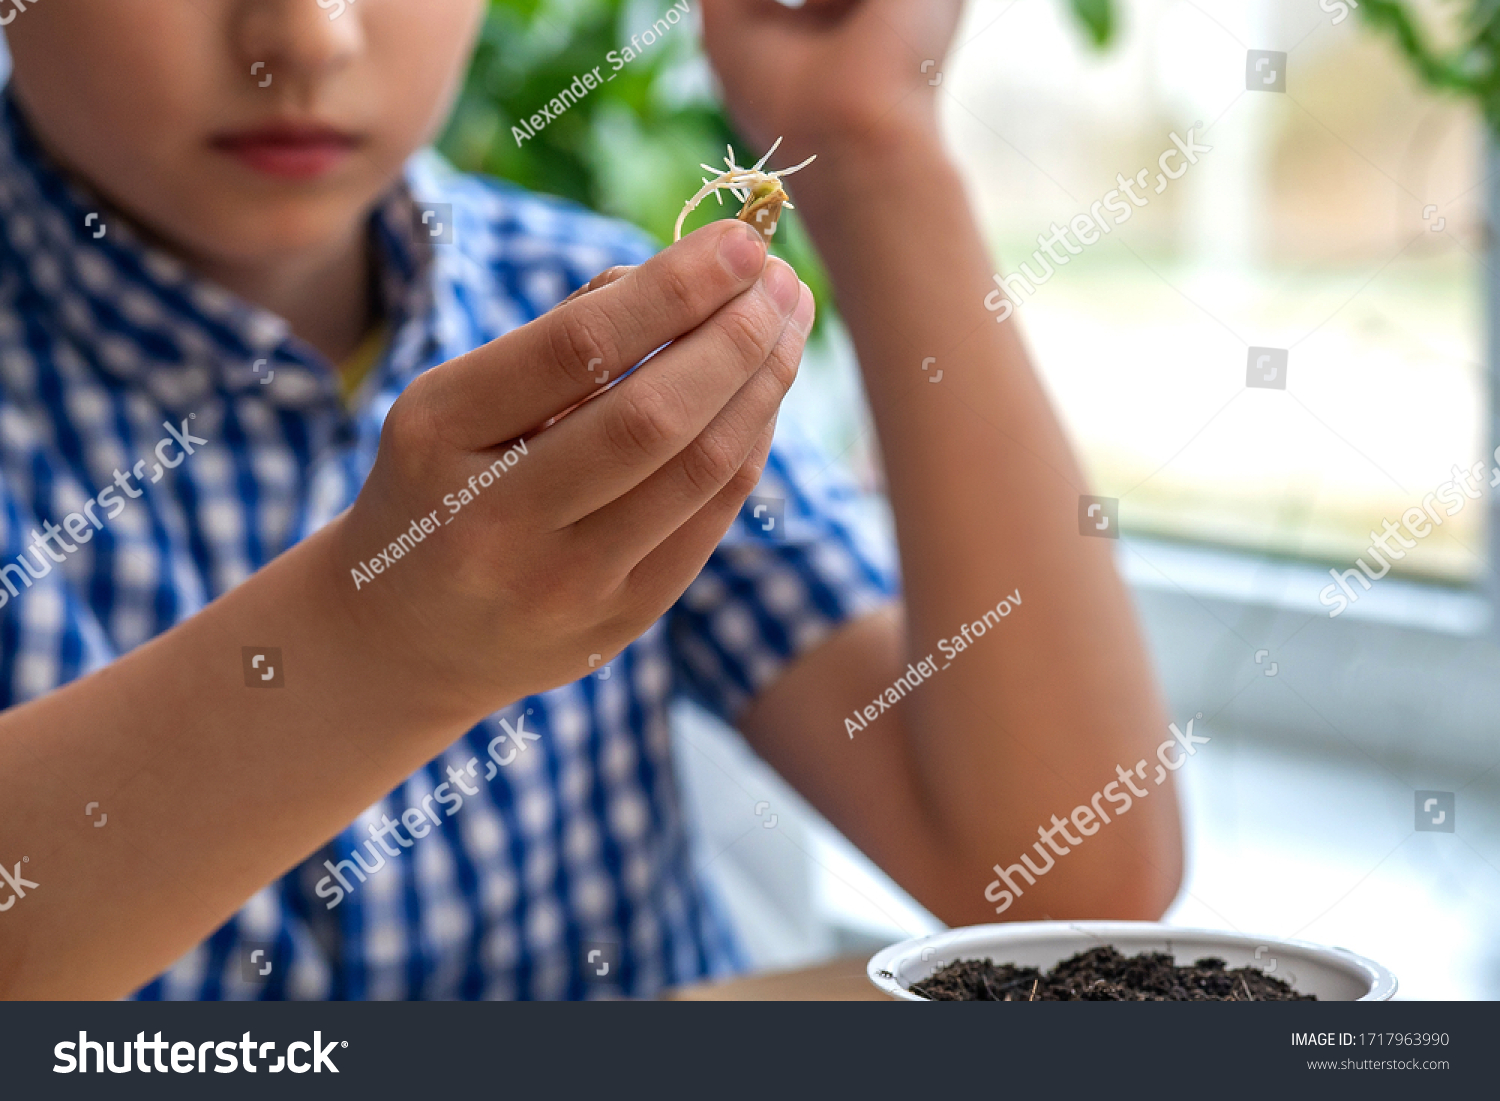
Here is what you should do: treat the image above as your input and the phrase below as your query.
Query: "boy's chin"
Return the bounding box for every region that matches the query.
[167,192,380,268]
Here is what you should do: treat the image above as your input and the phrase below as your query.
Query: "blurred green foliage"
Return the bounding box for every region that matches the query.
[1059,0,1500,135]
[1357,0,1500,131]
[439,0,834,330]
[1067,0,1116,46]
[438,0,1125,336]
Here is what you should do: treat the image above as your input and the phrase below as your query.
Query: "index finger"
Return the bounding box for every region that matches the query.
[426,219,770,450]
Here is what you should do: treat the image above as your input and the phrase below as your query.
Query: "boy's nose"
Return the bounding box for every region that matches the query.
[232,0,364,84]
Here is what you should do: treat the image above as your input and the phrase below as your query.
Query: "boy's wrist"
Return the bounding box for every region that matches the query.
[785,123,967,250]
[315,510,499,731]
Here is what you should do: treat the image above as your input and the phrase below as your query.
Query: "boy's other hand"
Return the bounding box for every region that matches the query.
[699,0,965,159]
[333,220,813,720]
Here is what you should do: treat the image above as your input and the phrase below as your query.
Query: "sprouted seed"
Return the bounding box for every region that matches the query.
[673,137,816,245]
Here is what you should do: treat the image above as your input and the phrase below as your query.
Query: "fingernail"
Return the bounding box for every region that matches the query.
[763,257,800,316]
[791,282,815,335]
[719,222,767,280]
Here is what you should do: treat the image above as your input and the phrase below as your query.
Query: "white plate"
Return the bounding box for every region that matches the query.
[867,921,1396,1002]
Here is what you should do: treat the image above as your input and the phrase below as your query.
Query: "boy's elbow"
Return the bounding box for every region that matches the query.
[1100,851,1183,921]
[936,803,1185,928]
[1071,803,1185,921]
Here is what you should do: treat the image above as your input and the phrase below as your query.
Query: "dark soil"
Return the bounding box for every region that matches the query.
[907,945,1315,1001]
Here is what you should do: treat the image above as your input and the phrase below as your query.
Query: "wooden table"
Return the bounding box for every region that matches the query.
[667,955,892,1000]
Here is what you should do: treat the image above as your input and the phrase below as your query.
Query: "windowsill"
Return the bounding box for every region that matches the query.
[1119,534,1490,638]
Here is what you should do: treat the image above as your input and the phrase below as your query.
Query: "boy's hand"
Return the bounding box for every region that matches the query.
[333,220,812,720]
[699,0,965,157]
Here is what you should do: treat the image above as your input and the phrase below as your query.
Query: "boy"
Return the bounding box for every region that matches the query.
[0,0,1181,1000]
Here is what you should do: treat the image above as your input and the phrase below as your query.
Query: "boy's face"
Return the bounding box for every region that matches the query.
[4,0,486,265]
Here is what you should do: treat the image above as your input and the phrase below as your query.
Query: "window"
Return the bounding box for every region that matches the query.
[943,0,1485,583]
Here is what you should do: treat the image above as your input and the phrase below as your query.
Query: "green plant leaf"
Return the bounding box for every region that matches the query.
[1068,0,1116,47]
[1357,0,1500,132]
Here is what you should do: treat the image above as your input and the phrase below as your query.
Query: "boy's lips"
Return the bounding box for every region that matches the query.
[210,123,364,180]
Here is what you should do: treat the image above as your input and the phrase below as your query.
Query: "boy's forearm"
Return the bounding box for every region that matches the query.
[794,129,1180,884]
[0,516,482,999]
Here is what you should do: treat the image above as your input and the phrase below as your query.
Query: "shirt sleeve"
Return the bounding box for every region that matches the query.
[666,426,900,725]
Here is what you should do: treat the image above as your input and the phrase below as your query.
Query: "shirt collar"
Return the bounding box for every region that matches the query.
[0,92,449,414]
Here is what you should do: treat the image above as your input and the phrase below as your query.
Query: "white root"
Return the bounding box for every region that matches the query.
[672,136,817,242]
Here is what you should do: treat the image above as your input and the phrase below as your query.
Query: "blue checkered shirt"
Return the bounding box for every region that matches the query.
[0,96,896,998]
